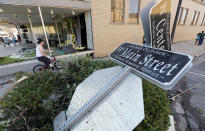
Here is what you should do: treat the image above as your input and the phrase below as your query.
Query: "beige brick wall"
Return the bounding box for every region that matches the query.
[92,0,205,58]
[173,0,205,43]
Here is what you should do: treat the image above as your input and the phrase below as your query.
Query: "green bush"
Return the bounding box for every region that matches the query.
[0,57,170,130]
[134,79,170,131]
[0,71,73,130]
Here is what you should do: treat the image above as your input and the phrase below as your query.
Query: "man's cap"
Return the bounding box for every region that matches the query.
[37,38,44,44]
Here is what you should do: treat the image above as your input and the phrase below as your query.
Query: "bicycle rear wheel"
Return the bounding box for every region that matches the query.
[54,60,63,69]
[33,65,46,73]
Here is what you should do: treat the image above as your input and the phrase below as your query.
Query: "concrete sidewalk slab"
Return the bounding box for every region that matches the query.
[172,40,205,57]
[0,43,22,57]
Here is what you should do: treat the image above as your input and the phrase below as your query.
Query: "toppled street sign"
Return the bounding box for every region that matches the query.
[110,43,193,90]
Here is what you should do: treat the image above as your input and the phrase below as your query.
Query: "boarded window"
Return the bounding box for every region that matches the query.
[111,0,125,23]
[128,0,140,24]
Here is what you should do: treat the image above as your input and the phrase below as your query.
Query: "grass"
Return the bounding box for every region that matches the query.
[196,108,203,114]
[23,50,36,58]
[0,48,62,65]
[0,56,24,65]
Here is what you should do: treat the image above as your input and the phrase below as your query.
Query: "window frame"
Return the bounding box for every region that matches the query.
[190,11,197,25]
[177,7,189,25]
[201,13,205,26]
[177,7,183,24]
[194,11,200,26]
[128,0,141,24]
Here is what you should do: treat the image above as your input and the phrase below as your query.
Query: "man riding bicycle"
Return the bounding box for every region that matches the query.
[36,38,55,71]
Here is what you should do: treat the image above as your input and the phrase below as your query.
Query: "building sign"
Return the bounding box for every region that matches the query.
[110,43,193,90]
[150,0,171,50]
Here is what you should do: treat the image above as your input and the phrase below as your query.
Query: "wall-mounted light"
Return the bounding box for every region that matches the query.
[72,10,75,15]
[51,9,55,17]
[50,9,54,15]
[13,13,17,18]
[0,8,3,12]
[27,8,31,13]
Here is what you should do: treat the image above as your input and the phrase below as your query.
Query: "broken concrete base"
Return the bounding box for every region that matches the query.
[54,66,144,131]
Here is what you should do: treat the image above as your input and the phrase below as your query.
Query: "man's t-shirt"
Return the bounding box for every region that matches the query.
[36,45,43,57]
[201,33,205,39]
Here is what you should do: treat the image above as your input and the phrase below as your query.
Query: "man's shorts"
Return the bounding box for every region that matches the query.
[37,56,51,66]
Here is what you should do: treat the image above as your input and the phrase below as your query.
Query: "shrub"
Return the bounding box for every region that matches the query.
[134,79,170,131]
[0,71,74,130]
[0,57,170,130]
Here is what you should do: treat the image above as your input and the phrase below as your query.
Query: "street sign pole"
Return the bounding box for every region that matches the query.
[38,5,51,55]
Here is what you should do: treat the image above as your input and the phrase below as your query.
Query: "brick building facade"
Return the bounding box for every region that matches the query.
[91,0,205,57]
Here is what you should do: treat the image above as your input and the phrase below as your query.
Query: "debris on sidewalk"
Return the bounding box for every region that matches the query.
[169,83,201,101]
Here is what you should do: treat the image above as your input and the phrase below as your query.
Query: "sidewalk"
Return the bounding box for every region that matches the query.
[172,40,205,57]
[0,50,93,77]
[0,43,22,57]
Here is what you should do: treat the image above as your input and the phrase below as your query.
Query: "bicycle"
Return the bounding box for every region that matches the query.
[33,55,63,73]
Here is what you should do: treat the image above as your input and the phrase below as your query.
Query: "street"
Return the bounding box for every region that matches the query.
[170,53,205,131]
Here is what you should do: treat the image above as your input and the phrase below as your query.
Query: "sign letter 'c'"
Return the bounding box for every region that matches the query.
[156,19,166,31]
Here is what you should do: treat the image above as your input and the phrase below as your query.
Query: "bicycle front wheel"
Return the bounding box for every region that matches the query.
[54,60,63,69]
[33,65,46,73]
